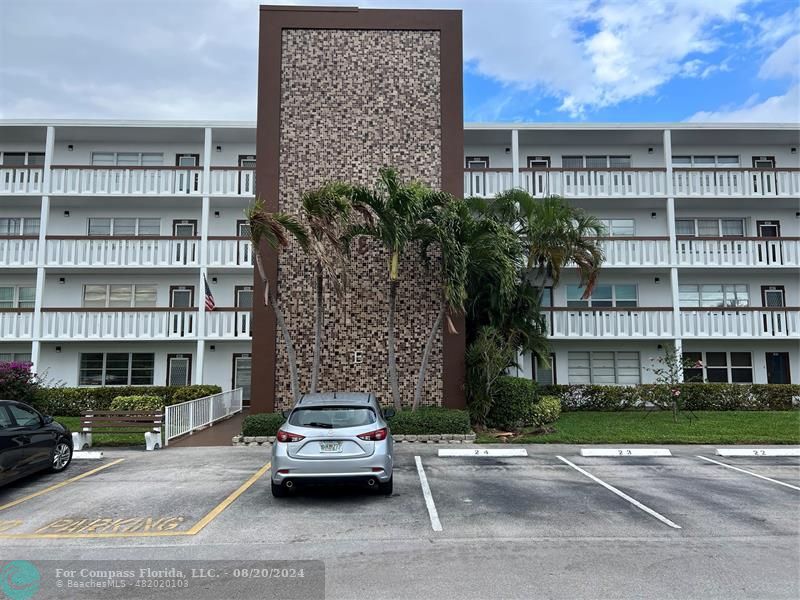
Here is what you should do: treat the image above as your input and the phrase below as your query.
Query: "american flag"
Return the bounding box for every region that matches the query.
[204,275,216,311]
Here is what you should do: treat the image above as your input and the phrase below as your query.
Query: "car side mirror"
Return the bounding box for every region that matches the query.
[383,408,396,418]
[42,415,54,425]
[281,410,291,419]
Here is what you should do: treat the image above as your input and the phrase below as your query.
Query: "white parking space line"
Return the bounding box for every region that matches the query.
[556,455,681,529]
[581,448,671,457]
[438,448,528,457]
[716,448,800,457]
[414,456,442,532]
[697,455,800,491]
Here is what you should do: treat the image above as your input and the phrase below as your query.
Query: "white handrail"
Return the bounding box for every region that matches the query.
[163,388,243,446]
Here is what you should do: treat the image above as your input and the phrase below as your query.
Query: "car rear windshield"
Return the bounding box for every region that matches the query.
[288,407,376,429]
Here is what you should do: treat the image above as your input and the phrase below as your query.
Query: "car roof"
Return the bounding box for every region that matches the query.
[296,392,375,406]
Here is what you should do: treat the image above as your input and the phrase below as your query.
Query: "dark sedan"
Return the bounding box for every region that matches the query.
[0,400,73,487]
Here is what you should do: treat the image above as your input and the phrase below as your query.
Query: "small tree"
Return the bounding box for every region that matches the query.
[465,326,516,428]
[646,346,702,422]
[246,199,309,405]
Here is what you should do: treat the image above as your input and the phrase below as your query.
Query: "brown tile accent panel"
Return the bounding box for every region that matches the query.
[275,28,443,411]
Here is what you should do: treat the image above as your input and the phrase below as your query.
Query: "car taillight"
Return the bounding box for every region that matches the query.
[276,429,305,443]
[357,427,388,441]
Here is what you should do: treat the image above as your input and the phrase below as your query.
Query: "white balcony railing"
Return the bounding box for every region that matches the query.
[672,169,800,197]
[49,166,203,196]
[209,168,255,196]
[598,238,671,267]
[0,168,45,194]
[40,309,198,340]
[0,237,39,267]
[0,310,34,339]
[681,308,800,338]
[676,238,800,267]
[207,238,252,267]
[205,310,252,338]
[544,308,674,338]
[45,237,200,268]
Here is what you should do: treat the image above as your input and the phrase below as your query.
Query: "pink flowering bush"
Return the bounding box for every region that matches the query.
[0,361,40,404]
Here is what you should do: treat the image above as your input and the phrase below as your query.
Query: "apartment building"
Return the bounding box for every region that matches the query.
[0,121,798,401]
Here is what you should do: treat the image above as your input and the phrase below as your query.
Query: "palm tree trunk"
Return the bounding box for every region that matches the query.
[255,251,301,404]
[310,261,323,394]
[387,279,401,410]
[412,299,445,411]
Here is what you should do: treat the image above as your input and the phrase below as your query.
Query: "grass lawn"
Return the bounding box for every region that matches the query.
[56,416,151,447]
[476,411,800,444]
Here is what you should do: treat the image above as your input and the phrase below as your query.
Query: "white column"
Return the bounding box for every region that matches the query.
[196,127,212,385]
[30,126,55,373]
[663,129,682,353]
[511,128,520,189]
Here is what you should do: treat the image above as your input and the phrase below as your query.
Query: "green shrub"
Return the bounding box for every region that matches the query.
[487,377,561,429]
[110,395,163,411]
[242,413,285,437]
[32,385,223,416]
[538,383,800,411]
[387,408,472,435]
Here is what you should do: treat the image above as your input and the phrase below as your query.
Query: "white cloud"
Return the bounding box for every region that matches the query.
[759,34,800,79]
[687,84,799,122]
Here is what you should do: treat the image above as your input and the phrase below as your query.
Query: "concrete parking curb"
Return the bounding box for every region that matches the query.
[231,433,477,446]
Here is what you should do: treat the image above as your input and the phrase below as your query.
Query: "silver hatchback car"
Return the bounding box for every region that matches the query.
[271,392,395,497]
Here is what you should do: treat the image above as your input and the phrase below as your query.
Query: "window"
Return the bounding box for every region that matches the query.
[534,354,555,385]
[176,153,199,167]
[88,217,161,236]
[79,353,155,386]
[7,403,41,427]
[1,152,44,166]
[568,351,641,384]
[608,156,632,168]
[91,152,164,166]
[679,284,749,307]
[672,155,741,167]
[235,286,253,309]
[675,218,746,238]
[682,351,753,383]
[0,407,12,429]
[0,217,39,236]
[465,156,489,168]
[600,219,635,236]
[585,156,607,168]
[238,155,256,168]
[561,156,584,168]
[0,286,35,309]
[567,284,638,308]
[527,156,550,168]
[561,155,631,168]
[0,353,32,363]
[82,284,157,308]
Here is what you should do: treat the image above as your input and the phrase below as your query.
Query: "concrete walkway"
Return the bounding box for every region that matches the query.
[168,410,248,447]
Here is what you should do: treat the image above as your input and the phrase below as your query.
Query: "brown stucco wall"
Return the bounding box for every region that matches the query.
[253,7,464,413]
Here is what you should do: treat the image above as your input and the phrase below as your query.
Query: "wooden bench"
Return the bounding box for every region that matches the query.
[73,411,163,451]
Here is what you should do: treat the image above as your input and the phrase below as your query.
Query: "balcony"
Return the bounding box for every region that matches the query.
[209,167,255,196]
[676,238,800,267]
[0,237,38,267]
[0,168,44,195]
[0,309,34,340]
[598,237,670,267]
[45,237,200,268]
[464,168,667,198]
[50,166,203,196]
[543,308,674,338]
[207,237,252,267]
[681,308,800,338]
[672,168,800,197]
[205,309,251,339]
[41,309,199,340]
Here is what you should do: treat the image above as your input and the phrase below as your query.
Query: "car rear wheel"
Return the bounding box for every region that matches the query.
[378,475,393,496]
[271,480,288,498]
[50,441,72,472]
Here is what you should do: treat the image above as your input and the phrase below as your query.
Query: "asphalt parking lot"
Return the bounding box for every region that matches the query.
[1,444,798,599]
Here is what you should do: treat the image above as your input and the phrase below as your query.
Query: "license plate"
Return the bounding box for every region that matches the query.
[319,441,342,453]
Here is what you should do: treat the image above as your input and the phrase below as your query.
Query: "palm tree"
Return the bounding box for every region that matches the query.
[246,198,309,405]
[300,182,358,394]
[343,167,449,410]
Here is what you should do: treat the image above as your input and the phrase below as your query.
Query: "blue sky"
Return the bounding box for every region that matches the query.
[1,0,798,122]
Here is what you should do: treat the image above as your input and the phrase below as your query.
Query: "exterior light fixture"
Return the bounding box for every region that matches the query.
[67,144,74,151]
[648,148,654,153]
[58,277,65,284]
[63,210,70,217]
[216,145,222,152]
[55,346,62,353]
[650,212,657,218]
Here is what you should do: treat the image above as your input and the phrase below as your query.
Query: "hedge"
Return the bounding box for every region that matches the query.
[242,413,285,437]
[242,407,473,437]
[110,395,163,411]
[487,376,562,430]
[31,385,222,416]
[537,383,800,412]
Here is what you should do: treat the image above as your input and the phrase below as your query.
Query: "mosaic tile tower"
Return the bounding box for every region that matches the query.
[252,6,464,412]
